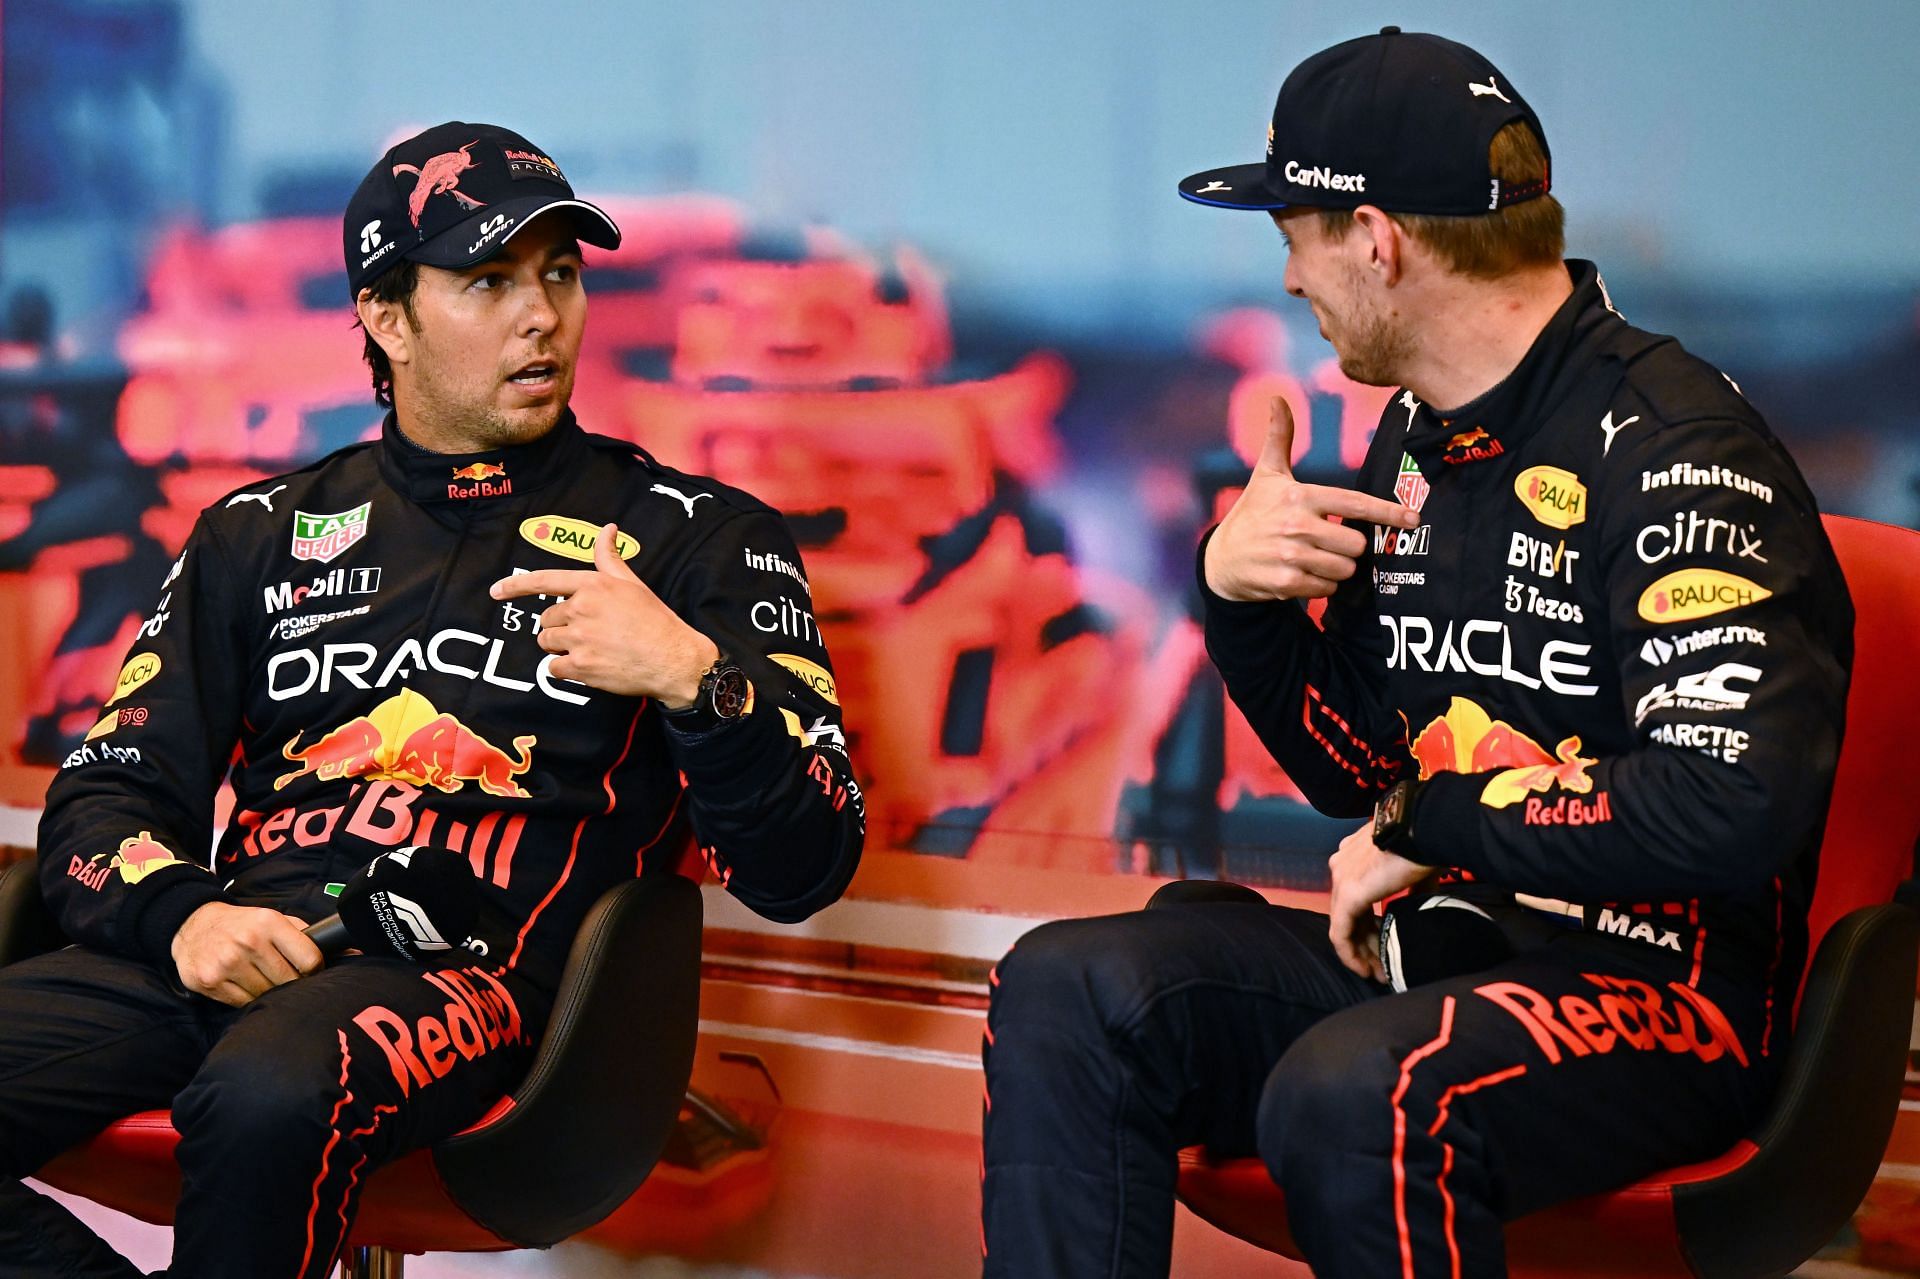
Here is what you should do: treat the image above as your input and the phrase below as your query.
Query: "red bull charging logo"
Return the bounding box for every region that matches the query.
[391,142,486,228]
[276,689,536,798]
[68,829,186,891]
[1442,426,1505,465]
[447,462,511,500]
[1410,696,1598,811]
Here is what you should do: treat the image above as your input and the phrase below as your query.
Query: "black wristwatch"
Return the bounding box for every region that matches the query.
[1373,779,1425,856]
[665,654,751,732]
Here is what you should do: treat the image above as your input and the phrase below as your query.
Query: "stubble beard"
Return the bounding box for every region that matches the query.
[1327,262,1411,389]
[405,352,568,452]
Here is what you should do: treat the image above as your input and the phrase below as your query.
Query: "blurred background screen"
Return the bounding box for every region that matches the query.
[3,3,1917,1273]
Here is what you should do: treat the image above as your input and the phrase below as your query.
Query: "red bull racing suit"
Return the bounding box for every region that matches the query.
[981,261,1853,1278]
[2,410,864,1277]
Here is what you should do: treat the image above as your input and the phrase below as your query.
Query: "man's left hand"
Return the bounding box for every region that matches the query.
[490,523,718,709]
[1327,823,1431,983]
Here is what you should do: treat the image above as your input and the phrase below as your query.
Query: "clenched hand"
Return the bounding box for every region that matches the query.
[172,901,323,1006]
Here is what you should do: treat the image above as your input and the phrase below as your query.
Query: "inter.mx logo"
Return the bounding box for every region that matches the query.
[292,503,371,564]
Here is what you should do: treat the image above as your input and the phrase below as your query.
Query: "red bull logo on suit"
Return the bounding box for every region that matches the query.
[275,688,535,798]
[1410,696,1604,813]
[447,462,511,499]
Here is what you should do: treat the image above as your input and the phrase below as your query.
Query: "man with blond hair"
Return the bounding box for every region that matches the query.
[982,29,1850,1278]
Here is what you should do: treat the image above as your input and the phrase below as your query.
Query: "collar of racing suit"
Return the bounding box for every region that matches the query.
[1402,259,1619,472]
[375,409,593,506]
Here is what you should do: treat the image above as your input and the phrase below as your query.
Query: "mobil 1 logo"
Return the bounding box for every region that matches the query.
[264,566,382,614]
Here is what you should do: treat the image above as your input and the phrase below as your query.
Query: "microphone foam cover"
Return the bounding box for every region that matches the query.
[336,845,480,963]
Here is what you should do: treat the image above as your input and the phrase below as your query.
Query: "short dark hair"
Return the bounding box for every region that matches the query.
[356,260,422,408]
[1319,121,1564,279]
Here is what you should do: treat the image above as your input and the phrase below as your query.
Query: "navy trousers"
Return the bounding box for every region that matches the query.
[981,900,1781,1278]
[0,946,547,1279]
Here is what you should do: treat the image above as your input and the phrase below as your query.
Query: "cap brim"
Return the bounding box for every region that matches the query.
[1178,163,1292,210]
[408,195,623,270]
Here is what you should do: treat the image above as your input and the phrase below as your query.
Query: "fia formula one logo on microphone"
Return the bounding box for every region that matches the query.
[378,891,453,952]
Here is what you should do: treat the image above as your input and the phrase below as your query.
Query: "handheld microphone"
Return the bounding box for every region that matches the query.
[304,845,486,962]
[1378,894,1514,993]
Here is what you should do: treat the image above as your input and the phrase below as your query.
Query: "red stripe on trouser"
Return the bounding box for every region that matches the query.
[321,1103,401,1276]
[1687,900,1705,988]
[1761,878,1783,1058]
[1391,996,1457,1279]
[298,1031,356,1278]
[1427,1065,1528,1279]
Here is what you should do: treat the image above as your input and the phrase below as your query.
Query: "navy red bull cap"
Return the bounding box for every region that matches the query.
[1178,28,1550,216]
[343,121,621,298]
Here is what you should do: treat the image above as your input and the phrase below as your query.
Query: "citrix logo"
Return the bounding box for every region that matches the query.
[1284,160,1366,193]
[1634,509,1767,566]
[751,595,819,644]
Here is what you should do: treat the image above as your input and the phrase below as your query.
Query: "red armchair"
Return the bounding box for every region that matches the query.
[1161,513,1920,1277]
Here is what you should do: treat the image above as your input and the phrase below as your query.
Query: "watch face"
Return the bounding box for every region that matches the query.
[1376,785,1405,836]
[710,666,750,719]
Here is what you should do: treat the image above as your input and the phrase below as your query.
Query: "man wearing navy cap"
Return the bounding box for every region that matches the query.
[982,30,1850,1277]
[0,122,864,1277]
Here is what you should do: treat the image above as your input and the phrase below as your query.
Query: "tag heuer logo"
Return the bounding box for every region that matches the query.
[291,502,372,564]
[1394,453,1430,514]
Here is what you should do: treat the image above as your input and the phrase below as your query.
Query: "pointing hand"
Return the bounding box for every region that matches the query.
[1204,396,1419,602]
[490,523,718,707]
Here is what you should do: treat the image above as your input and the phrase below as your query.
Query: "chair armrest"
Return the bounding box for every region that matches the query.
[432,873,704,1247]
[0,855,69,968]
[1674,902,1920,1278]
